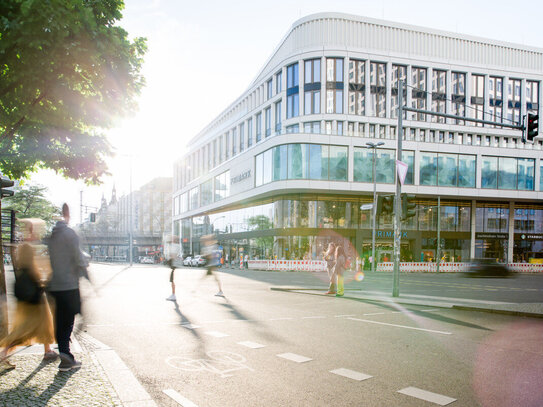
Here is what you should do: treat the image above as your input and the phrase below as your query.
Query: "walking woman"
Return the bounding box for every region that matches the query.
[0,219,56,370]
[323,242,336,294]
[333,245,347,297]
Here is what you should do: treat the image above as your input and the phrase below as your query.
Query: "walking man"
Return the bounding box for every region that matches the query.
[47,204,86,371]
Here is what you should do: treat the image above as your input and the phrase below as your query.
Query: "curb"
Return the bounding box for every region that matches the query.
[451,305,543,319]
[77,331,158,406]
[271,287,543,318]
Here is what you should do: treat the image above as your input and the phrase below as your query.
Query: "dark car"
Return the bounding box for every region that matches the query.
[464,258,512,277]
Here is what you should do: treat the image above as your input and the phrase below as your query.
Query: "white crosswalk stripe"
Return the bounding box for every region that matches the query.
[330,368,373,381]
[277,353,312,363]
[163,389,199,406]
[204,330,229,338]
[237,341,266,349]
[398,387,456,405]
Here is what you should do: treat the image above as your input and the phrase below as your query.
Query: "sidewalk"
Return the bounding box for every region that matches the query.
[270,287,543,318]
[0,331,157,406]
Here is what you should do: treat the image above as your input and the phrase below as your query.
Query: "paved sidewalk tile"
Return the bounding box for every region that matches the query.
[0,352,122,406]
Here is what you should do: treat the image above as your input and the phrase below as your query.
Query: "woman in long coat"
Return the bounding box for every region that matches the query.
[0,219,56,370]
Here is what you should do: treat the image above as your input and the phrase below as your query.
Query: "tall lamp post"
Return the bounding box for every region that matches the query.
[365,141,385,274]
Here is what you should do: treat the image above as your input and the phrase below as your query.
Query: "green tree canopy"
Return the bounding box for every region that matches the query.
[0,0,146,184]
[3,184,60,230]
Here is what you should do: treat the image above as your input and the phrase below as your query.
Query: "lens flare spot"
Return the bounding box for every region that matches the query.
[354,271,365,282]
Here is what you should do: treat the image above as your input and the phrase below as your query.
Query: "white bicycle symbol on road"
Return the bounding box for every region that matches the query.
[166,351,254,378]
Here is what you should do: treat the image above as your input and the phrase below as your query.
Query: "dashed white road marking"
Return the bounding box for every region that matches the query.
[330,368,373,381]
[363,312,386,316]
[302,316,326,319]
[268,317,294,321]
[204,331,229,338]
[237,341,265,349]
[163,389,199,407]
[348,318,452,335]
[277,353,313,363]
[335,314,355,317]
[397,387,456,405]
[181,324,201,329]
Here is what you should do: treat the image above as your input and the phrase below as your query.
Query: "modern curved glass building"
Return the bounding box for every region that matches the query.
[173,12,542,265]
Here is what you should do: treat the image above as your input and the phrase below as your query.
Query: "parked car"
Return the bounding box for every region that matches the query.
[191,255,206,267]
[140,256,155,264]
[183,256,193,267]
[464,258,512,277]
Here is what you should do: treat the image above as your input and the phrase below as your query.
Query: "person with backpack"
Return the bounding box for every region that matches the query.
[0,219,56,370]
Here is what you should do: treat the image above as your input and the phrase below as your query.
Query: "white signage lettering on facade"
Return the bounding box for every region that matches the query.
[231,170,251,185]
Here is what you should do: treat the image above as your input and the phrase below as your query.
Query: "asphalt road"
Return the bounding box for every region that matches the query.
[77,264,543,407]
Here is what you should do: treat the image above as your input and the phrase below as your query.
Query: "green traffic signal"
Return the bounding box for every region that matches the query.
[401,193,416,221]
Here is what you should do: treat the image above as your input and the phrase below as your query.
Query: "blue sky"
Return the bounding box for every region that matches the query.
[31,0,543,223]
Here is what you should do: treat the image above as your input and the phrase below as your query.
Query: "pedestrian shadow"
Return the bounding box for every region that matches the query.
[343,297,494,331]
[0,366,77,406]
[172,301,206,357]
[94,265,132,293]
[217,299,285,344]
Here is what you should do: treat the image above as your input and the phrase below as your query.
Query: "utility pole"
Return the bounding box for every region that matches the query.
[392,80,404,297]
[365,142,385,274]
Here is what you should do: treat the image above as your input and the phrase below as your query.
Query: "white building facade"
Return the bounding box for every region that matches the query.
[173,13,542,265]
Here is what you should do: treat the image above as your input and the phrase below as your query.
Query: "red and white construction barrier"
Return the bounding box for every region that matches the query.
[247,260,327,272]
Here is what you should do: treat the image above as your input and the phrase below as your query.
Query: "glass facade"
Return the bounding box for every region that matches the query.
[255,143,347,186]
[370,62,386,117]
[304,59,321,115]
[326,58,343,114]
[348,59,365,116]
[286,63,299,118]
[419,152,475,187]
[481,156,534,190]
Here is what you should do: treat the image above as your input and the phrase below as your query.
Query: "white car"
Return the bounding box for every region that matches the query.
[183,256,193,267]
[140,256,155,264]
[191,255,206,267]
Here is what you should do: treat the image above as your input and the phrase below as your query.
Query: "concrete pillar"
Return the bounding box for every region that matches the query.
[508,201,514,263]
[470,200,476,260]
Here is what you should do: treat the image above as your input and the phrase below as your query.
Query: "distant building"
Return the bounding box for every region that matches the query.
[78,177,172,262]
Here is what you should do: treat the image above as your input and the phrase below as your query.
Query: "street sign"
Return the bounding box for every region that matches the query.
[360,204,373,211]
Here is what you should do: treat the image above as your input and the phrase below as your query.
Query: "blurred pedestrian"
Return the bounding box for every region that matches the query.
[47,203,87,371]
[164,235,179,301]
[201,235,224,297]
[323,242,336,294]
[1,219,56,370]
[333,245,347,297]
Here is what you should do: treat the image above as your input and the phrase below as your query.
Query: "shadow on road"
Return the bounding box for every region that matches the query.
[172,301,207,357]
[217,298,285,344]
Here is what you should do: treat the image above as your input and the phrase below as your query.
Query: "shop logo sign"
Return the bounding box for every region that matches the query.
[376,230,408,238]
[231,170,251,185]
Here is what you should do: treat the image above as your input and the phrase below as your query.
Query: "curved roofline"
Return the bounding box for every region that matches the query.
[289,12,543,54]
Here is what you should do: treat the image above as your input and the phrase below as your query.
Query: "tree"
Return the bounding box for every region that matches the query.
[247,215,273,258]
[0,0,147,184]
[3,184,60,230]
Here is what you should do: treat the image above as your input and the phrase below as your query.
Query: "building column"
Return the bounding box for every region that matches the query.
[508,201,514,263]
[470,200,476,260]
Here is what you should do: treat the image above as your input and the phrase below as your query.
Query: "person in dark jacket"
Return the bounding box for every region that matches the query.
[333,245,346,297]
[47,203,87,371]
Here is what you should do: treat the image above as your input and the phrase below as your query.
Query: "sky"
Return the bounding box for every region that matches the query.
[30,0,543,224]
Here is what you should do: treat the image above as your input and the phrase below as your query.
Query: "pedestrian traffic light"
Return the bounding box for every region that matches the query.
[0,177,14,198]
[401,193,416,221]
[377,195,394,216]
[526,113,539,142]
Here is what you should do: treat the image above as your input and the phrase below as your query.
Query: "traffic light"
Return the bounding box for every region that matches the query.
[526,113,539,142]
[90,213,96,222]
[377,195,394,216]
[0,177,15,198]
[401,193,416,221]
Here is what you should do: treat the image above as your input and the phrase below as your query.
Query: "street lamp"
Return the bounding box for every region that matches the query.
[364,141,385,273]
[211,215,226,235]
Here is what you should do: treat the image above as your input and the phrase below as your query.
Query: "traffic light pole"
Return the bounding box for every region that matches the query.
[393,81,404,297]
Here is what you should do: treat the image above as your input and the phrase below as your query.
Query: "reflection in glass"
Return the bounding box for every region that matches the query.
[420,152,437,185]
